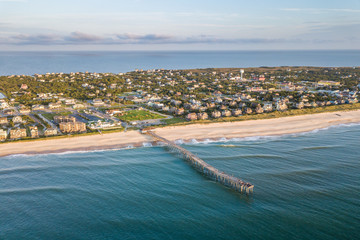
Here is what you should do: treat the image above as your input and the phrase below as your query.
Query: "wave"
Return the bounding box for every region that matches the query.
[1,122,359,159]
[300,145,341,151]
[204,154,285,161]
[0,145,139,159]
[0,186,66,195]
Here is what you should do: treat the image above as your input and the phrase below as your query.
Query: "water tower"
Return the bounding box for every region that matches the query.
[240,69,245,80]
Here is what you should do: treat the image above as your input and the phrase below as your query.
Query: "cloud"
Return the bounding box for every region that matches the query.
[65,31,104,42]
[0,31,305,46]
[116,33,173,43]
[280,8,360,13]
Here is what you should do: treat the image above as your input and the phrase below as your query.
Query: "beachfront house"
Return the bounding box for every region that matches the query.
[59,122,86,133]
[29,126,39,138]
[186,113,198,121]
[44,128,58,136]
[10,128,27,139]
[0,129,7,141]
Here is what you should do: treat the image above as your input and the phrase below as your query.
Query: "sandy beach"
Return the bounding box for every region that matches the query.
[1,110,360,157]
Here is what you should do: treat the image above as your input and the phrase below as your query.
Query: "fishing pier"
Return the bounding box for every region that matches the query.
[144,131,254,194]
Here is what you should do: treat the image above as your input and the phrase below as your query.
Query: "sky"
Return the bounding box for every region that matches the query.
[0,0,359,51]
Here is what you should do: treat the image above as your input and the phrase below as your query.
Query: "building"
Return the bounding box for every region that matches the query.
[0,129,7,141]
[91,98,104,106]
[222,110,232,117]
[19,108,31,114]
[12,116,23,124]
[3,109,14,115]
[29,126,39,138]
[232,109,242,116]
[59,122,86,133]
[0,100,9,109]
[48,102,62,109]
[197,112,208,120]
[0,117,8,125]
[10,128,27,139]
[276,101,288,111]
[54,115,77,123]
[211,111,221,118]
[186,113,198,121]
[44,128,58,136]
[175,108,184,115]
[20,84,28,90]
[263,103,273,112]
[32,104,45,111]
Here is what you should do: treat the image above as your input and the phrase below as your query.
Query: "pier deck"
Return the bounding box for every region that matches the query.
[144,131,254,194]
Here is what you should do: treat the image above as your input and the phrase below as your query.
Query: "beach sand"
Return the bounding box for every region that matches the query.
[1,110,360,157]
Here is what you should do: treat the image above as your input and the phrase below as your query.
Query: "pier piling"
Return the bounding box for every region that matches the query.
[144,131,254,194]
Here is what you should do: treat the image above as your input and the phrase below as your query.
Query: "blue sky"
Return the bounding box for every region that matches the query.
[0,0,359,50]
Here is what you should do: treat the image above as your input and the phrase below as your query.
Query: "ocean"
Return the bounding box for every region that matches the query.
[0,50,359,76]
[1,124,359,239]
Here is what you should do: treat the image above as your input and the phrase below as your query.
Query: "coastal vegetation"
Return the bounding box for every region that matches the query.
[0,66,359,143]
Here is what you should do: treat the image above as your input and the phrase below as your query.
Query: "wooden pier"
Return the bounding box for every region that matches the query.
[144,131,254,194]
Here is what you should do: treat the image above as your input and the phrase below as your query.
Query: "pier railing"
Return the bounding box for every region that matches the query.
[144,131,254,194]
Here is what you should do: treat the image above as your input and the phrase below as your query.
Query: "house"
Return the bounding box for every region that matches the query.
[64,99,76,105]
[20,84,28,90]
[12,116,23,124]
[72,104,85,109]
[10,128,27,139]
[3,109,14,115]
[0,129,7,141]
[263,103,273,112]
[0,117,8,124]
[59,122,86,133]
[0,100,9,109]
[19,108,31,114]
[221,110,232,117]
[91,98,104,106]
[29,126,39,138]
[186,113,198,121]
[244,108,253,114]
[175,108,184,115]
[105,109,123,115]
[232,109,242,116]
[197,112,208,120]
[276,101,288,111]
[255,104,264,114]
[211,111,221,118]
[48,102,62,109]
[32,105,45,111]
[296,102,305,109]
[44,128,58,136]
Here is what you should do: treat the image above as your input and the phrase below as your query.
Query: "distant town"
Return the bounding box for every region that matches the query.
[0,66,359,142]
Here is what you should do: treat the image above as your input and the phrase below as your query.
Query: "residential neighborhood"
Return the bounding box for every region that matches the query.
[0,66,359,142]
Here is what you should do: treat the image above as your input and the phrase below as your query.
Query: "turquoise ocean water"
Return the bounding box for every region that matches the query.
[1,124,359,239]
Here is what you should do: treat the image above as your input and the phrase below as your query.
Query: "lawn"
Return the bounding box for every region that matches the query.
[116,110,166,122]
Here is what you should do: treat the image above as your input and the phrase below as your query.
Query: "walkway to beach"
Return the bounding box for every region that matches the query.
[144,131,254,194]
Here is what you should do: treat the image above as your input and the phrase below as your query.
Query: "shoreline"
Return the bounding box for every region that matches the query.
[1,110,360,158]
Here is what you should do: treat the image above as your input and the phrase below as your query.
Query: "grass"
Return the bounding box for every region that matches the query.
[116,110,166,122]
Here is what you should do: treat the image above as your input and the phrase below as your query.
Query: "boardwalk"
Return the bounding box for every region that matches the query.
[144,131,254,194]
